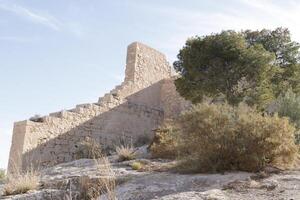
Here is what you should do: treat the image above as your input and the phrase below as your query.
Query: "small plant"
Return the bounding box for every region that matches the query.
[116,145,136,161]
[0,168,6,183]
[3,170,39,196]
[75,137,103,159]
[131,161,142,170]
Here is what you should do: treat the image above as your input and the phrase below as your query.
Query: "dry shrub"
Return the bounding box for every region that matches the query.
[149,123,180,159]
[177,103,298,173]
[116,145,136,161]
[75,137,103,159]
[3,170,39,196]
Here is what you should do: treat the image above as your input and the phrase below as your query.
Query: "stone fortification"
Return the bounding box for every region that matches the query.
[7,42,189,173]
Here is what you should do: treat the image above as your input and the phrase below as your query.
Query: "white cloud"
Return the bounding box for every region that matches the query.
[0,3,61,31]
[136,0,300,62]
[0,3,85,38]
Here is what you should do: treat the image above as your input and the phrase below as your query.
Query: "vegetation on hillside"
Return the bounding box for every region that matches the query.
[149,28,300,173]
[150,103,298,173]
[271,90,300,144]
[174,28,300,109]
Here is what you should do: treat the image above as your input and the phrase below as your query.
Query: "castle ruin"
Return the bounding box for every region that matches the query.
[7,42,189,173]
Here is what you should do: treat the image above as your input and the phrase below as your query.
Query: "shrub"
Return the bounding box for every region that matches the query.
[3,170,39,196]
[149,123,180,159]
[177,103,298,173]
[116,145,136,161]
[271,90,300,144]
[75,137,103,159]
[131,161,142,170]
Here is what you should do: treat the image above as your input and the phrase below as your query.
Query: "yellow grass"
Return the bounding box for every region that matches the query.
[3,170,39,196]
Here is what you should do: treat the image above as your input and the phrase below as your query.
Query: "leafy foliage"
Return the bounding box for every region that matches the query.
[174,28,300,109]
[244,28,300,67]
[244,28,300,95]
[175,103,297,173]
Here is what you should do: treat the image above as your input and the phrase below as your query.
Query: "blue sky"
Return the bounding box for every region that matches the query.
[1,0,300,169]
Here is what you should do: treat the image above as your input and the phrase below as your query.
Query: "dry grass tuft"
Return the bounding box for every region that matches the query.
[116,145,136,161]
[79,151,116,200]
[75,137,103,159]
[3,170,39,196]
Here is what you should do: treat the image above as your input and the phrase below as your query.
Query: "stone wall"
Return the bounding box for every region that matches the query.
[160,77,191,119]
[7,42,189,173]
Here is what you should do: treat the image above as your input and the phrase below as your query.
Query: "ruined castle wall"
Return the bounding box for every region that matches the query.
[8,42,172,173]
[125,42,171,88]
[123,42,171,109]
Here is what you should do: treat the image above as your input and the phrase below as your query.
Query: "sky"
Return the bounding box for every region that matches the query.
[1,0,300,169]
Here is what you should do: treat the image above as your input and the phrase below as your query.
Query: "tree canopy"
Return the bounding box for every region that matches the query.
[174,28,300,108]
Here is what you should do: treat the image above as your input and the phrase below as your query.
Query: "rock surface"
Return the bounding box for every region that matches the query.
[1,152,300,200]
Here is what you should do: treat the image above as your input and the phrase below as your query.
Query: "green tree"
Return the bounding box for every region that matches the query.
[174,30,276,107]
[174,28,300,108]
[243,27,300,95]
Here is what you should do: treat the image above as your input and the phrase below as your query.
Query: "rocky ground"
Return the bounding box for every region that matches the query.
[1,147,299,200]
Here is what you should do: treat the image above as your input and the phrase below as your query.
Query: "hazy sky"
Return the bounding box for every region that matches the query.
[1,0,300,169]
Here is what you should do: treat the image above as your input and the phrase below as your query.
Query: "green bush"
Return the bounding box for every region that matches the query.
[176,103,298,173]
[271,90,300,144]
